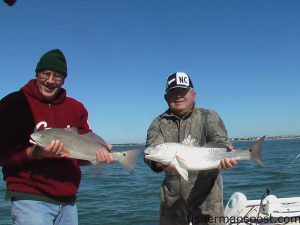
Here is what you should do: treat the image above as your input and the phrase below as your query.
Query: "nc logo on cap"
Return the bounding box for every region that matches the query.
[166,72,193,92]
[175,72,190,86]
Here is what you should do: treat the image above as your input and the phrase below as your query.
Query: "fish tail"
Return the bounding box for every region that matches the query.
[249,136,266,167]
[115,150,141,173]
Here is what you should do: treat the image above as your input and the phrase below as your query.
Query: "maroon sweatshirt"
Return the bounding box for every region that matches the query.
[0,79,91,201]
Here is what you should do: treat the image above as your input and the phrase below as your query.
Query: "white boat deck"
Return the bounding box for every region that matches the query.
[224,193,300,225]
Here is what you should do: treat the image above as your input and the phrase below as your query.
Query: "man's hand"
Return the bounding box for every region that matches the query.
[96,144,115,164]
[219,143,238,170]
[27,140,64,160]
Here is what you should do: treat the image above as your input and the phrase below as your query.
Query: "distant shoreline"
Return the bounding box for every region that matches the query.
[112,135,300,146]
[112,143,145,147]
[231,135,300,142]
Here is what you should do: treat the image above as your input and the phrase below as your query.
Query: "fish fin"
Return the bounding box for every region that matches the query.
[202,142,227,148]
[176,154,191,170]
[29,139,38,145]
[170,158,189,181]
[249,136,266,167]
[65,127,108,147]
[174,165,189,181]
[114,150,141,173]
[82,132,110,149]
[65,128,109,149]
[65,127,79,134]
[181,135,196,147]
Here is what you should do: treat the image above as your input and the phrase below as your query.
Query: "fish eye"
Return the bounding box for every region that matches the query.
[249,149,252,152]
[123,153,127,156]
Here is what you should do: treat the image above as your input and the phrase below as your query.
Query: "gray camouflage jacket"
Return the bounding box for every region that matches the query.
[145,107,229,215]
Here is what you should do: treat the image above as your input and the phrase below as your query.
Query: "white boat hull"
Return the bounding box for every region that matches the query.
[224,192,300,225]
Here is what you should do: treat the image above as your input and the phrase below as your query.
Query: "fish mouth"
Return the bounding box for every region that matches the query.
[144,154,152,160]
[29,136,42,146]
[144,154,160,162]
[29,139,39,145]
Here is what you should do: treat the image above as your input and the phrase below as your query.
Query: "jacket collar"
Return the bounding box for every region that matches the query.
[161,105,195,120]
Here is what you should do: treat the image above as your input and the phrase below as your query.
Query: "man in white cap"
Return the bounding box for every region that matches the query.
[145,72,237,225]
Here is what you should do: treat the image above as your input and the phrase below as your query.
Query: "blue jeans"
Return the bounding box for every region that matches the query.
[11,199,78,225]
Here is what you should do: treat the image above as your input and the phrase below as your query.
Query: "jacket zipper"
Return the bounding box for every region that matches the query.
[48,104,55,127]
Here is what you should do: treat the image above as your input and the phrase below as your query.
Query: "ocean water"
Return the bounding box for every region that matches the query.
[1,138,300,225]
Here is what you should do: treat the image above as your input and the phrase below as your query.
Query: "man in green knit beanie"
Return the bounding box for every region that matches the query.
[35,48,68,78]
[30,48,69,102]
[0,48,115,225]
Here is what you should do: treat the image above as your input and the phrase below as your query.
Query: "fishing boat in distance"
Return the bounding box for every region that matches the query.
[224,191,300,225]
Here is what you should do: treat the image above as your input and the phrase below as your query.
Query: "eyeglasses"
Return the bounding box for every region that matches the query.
[38,71,64,83]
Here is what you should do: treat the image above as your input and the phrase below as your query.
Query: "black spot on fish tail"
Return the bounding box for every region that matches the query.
[118,150,141,173]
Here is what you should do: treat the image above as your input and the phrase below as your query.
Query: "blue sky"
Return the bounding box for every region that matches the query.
[1,0,299,144]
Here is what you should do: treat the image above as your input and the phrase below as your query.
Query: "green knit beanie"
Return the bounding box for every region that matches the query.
[35,49,68,77]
